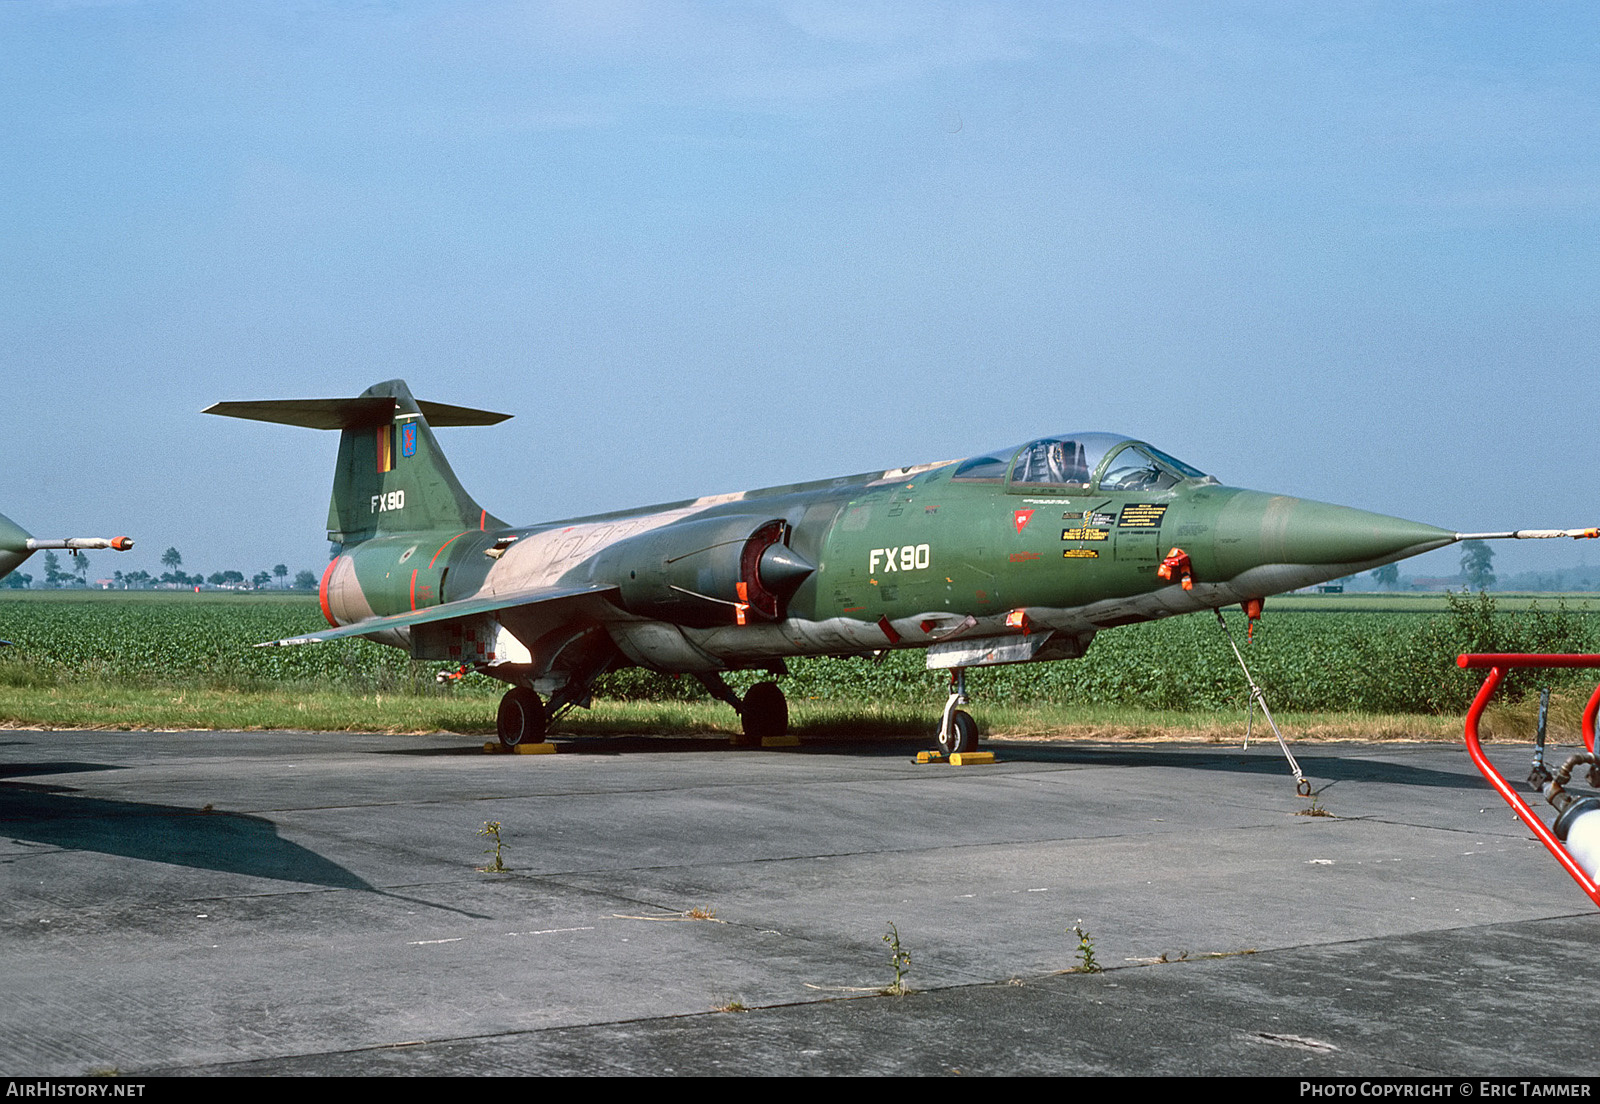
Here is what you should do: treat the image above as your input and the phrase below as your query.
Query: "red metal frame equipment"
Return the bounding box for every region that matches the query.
[1459,653,1600,908]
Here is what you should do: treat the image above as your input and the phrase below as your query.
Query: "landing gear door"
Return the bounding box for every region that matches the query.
[411,615,533,666]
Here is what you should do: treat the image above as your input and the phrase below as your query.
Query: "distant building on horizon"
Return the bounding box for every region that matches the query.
[1407,576,1464,592]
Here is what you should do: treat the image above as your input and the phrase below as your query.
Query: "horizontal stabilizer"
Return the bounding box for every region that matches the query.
[258,583,619,647]
[204,397,511,430]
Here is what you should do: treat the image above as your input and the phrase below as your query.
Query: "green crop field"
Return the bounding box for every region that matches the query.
[1,588,1596,737]
[0,589,429,687]
[1261,592,1600,614]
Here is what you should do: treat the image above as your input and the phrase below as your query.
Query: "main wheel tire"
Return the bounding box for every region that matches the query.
[739,681,788,746]
[496,687,547,749]
[937,710,978,756]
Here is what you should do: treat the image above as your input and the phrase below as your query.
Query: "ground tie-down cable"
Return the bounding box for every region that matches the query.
[1214,607,1311,796]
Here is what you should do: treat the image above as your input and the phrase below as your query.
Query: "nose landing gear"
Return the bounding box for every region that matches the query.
[936,668,979,756]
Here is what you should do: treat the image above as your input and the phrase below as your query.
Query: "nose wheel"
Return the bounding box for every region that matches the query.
[936,668,979,755]
[938,709,978,756]
[496,687,548,749]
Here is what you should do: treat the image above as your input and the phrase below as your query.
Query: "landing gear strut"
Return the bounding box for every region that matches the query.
[937,668,979,756]
[496,687,547,749]
[740,681,788,745]
[696,673,790,746]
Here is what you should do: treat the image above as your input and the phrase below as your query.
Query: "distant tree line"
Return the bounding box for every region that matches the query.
[1,546,317,591]
[1361,542,1600,593]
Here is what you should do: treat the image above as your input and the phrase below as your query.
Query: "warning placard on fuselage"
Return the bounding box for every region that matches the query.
[1117,504,1168,528]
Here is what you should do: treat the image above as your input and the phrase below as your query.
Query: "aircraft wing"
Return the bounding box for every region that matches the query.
[259,583,621,647]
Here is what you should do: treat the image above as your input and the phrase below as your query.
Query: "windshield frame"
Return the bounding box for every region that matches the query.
[950,434,1213,494]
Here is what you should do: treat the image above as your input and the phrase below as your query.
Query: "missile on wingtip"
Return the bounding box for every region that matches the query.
[0,512,133,579]
[23,536,134,551]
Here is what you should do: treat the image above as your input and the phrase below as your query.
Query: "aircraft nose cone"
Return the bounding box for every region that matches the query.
[1214,492,1454,573]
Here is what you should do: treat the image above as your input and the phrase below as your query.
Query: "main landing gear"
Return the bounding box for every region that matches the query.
[696,673,789,746]
[739,681,789,745]
[936,668,980,756]
[493,671,789,751]
[496,687,547,749]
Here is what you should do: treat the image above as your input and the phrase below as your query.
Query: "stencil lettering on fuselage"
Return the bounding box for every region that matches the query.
[869,545,931,574]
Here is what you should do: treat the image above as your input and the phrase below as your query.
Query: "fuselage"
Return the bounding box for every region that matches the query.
[320,437,1454,676]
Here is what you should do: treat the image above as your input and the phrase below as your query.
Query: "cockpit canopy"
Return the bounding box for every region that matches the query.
[951,433,1211,493]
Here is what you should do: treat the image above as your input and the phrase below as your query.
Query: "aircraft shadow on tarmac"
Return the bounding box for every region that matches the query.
[0,760,124,781]
[376,732,939,758]
[375,733,930,757]
[977,742,1510,792]
[377,731,1505,793]
[0,766,372,890]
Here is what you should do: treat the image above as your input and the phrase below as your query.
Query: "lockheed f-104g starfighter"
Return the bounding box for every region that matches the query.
[207,380,1595,752]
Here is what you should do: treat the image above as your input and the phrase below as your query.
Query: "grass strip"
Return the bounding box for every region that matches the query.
[0,678,1567,744]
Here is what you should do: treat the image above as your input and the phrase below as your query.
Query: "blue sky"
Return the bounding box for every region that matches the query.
[2,1,1596,583]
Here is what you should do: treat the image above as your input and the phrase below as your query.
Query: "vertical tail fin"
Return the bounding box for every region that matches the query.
[205,379,510,544]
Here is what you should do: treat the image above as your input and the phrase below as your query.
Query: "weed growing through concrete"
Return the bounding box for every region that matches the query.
[477,820,507,873]
[882,922,912,995]
[1296,793,1334,817]
[1072,921,1102,973]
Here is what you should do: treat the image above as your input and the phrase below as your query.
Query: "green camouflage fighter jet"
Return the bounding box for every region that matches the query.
[207,380,1596,754]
